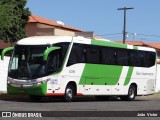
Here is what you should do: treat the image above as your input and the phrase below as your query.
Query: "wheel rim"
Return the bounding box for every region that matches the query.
[129,87,135,99]
[66,87,73,100]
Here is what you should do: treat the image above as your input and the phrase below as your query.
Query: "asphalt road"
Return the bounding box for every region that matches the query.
[0,94,160,120]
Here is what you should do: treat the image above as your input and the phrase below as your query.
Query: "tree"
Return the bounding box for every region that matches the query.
[0,0,31,45]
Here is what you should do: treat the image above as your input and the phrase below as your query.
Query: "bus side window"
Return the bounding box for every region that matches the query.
[86,46,100,64]
[129,50,143,67]
[47,50,60,74]
[130,51,138,66]
[101,47,116,65]
[67,44,85,66]
[54,42,70,62]
[116,49,129,66]
[149,52,156,66]
[143,52,156,67]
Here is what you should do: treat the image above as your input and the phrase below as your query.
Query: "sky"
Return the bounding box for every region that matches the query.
[26,0,160,42]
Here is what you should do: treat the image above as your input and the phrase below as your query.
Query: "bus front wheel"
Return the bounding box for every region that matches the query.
[64,85,74,102]
[121,85,136,101]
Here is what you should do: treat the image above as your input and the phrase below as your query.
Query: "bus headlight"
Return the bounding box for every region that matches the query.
[50,79,58,85]
[7,81,11,84]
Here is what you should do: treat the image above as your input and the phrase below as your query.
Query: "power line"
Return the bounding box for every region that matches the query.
[97,33,122,36]
[128,33,160,38]
[97,32,160,38]
[97,32,160,42]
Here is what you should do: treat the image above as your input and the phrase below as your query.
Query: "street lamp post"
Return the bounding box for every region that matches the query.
[117,7,134,44]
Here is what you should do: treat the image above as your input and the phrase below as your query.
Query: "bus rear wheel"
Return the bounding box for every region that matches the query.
[121,85,136,101]
[64,85,74,102]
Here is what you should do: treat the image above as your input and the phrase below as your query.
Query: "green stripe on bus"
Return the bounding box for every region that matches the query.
[123,46,137,85]
[124,67,134,85]
[133,46,138,50]
[91,39,127,49]
[79,64,123,85]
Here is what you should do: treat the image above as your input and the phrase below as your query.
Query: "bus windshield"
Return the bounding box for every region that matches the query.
[8,42,69,80]
[8,45,48,80]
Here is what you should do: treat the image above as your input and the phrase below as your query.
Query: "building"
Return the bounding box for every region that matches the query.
[0,14,94,52]
[26,15,84,37]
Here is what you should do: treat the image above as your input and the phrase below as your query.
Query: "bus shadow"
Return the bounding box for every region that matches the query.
[0,94,149,103]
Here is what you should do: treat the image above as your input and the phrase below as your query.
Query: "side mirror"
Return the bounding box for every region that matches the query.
[1,47,14,60]
[43,47,60,61]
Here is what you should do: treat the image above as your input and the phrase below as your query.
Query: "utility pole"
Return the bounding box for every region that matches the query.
[117,7,134,44]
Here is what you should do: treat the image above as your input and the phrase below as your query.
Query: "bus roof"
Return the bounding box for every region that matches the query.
[17,36,73,45]
[16,36,156,52]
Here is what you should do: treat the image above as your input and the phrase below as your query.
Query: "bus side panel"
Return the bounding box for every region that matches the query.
[129,66,156,95]
[46,64,86,96]
[112,66,130,95]
[79,64,123,95]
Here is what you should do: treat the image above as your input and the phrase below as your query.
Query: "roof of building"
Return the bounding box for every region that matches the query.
[29,15,83,32]
[116,40,160,50]
[146,43,160,50]
[116,41,145,46]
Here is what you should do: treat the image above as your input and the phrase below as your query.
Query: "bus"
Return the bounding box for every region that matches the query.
[1,36,157,102]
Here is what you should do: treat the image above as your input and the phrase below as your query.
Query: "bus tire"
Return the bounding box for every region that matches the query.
[30,95,42,101]
[121,85,136,101]
[64,84,74,102]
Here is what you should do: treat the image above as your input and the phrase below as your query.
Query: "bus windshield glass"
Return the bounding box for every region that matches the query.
[8,42,69,80]
[8,45,48,80]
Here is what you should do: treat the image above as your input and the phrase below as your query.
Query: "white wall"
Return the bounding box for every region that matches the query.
[156,64,160,92]
[0,56,10,92]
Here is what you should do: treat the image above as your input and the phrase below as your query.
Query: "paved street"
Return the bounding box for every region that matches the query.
[0,93,160,120]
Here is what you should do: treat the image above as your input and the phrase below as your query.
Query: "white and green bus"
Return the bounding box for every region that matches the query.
[1,36,157,102]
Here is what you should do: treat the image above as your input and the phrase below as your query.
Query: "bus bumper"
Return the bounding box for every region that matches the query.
[7,83,47,96]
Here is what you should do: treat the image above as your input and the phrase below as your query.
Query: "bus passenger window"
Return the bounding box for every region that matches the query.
[67,44,85,66]
[130,51,143,67]
[101,48,116,65]
[86,46,100,64]
[117,50,129,66]
[143,52,156,67]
